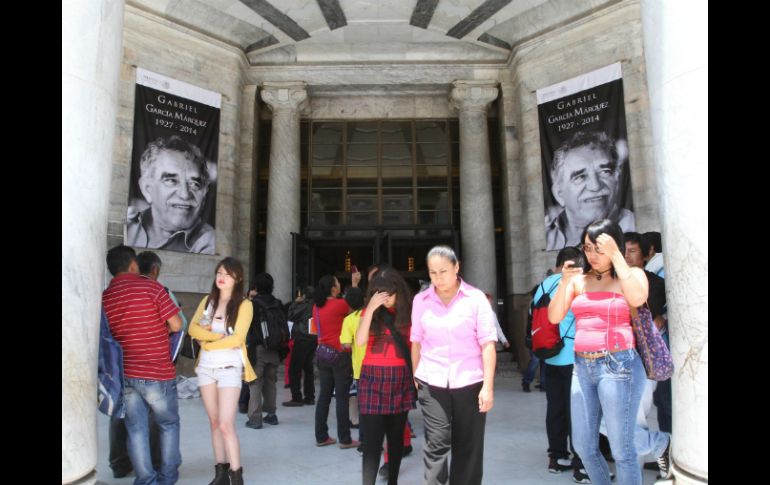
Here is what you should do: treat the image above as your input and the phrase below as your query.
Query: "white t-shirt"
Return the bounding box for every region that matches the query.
[197,317,242,369]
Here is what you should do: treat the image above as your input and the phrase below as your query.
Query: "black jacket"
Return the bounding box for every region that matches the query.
[249,294,284,346]
[287,299,314,340]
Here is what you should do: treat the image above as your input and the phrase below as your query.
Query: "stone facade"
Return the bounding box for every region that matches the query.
[507,0,656,293]
[64,1,708,483]
[107,3,658,355]
[108,6,248,294]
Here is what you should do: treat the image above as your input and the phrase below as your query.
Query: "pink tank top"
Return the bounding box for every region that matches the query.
[571,292,635,353]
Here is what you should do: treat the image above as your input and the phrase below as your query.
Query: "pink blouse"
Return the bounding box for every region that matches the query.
[410,279,497,389]
[571,292,635,353]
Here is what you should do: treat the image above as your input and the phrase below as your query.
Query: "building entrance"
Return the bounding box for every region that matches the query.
[292,226,457,295]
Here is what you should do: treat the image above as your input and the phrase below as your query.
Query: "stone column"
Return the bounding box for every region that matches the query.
[450,81,499,297]
[261,82,308,303]
[640,2,708,483]
[237,85,259,286]
[62,0,125,483]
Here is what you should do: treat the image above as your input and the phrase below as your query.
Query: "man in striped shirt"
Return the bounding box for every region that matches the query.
[102,245,183,484]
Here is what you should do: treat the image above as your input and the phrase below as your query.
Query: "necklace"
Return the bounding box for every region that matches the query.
[594,268,612,280]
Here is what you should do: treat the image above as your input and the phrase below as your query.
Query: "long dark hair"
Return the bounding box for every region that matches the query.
[581,219,624,279]
[366,268,412,334]
[206,257,246,331]
[313,275,337,308]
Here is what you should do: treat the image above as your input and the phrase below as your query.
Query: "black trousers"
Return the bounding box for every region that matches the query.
[109,414,160,473]
[417,380,486,485]
[289,336,317,401]
[544,364,581,465]
[361,412,408,485]
[653,377,672,433]
[315,353,353,444]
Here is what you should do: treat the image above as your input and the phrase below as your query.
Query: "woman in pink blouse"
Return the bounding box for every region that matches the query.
[410,245,497,485]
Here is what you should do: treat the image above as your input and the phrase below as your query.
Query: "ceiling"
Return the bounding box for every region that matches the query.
[129,0,618,65]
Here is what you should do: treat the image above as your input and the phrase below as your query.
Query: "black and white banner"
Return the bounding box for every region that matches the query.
[125,68,221,254]
[537,62,635,251]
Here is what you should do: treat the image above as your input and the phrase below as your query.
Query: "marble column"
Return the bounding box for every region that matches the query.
[450,81,499,297]
[237,85,259,286]
[62,0,124,483]
[261,82,308,303]
[640,2,708,483]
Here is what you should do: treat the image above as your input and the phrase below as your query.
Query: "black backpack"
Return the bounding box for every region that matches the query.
[252,297,290,353]
[288,300,313,339]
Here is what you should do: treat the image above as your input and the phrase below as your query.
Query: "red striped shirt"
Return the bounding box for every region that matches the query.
[102,273,180,380]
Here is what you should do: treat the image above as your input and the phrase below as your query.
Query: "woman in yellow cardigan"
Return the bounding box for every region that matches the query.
[188,257,255,485]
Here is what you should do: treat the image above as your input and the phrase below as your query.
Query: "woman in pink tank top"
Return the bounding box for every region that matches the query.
[548,219,649,485]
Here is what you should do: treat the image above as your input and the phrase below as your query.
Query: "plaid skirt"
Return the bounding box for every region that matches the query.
[358,364,417,415]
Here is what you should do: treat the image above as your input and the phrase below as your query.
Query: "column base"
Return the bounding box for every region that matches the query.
[671,462,708,485]
[63,469,97,485]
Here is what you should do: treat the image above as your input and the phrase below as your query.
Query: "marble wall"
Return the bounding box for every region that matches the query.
[641,0,708,481]
[111,1,662,313]
[108,6,249,294]
[505,0,657,293]
[63,0,124,482]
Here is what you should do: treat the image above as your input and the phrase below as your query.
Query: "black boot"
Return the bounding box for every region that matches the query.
[208,462,230,485]
[229,467,244,485]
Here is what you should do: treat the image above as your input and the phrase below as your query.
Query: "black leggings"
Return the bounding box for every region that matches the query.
[360,412,408,485]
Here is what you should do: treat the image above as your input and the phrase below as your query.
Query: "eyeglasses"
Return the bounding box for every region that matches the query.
[580,244,604,255]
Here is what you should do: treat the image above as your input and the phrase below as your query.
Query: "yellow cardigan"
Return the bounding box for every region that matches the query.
[188,296,257,382]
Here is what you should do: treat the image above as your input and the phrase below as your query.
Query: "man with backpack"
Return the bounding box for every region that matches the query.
[245,272,289,429]
[283,286,317,406]
[530,247,589,482]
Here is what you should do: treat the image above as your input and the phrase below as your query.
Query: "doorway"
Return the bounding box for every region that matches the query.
[293,227,457,295]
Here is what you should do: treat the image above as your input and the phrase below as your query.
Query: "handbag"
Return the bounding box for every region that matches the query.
[629,304,674,381]
[179,333,200,360]
[313,306,342,365]
[316,343,342,366]
[181,302,213,360]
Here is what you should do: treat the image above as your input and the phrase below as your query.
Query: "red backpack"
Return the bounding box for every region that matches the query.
[526,280,572,359]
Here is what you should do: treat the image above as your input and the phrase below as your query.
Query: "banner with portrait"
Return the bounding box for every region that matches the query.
[124,68,221,254]
[537,62,635,251]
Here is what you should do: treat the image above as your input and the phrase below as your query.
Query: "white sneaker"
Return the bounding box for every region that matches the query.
[572,468,591,483]
[657,441,672,479]
[549,457,573,473]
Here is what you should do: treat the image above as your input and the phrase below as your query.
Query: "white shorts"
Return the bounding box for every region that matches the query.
[195,365,243,388]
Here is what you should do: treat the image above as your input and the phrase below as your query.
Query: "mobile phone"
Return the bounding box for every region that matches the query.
[351,264,358,273]
[569,253,585,269]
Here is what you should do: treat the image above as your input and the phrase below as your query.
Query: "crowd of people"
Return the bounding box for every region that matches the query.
[100,223,672,484]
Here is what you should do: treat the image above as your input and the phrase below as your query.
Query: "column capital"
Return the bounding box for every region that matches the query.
[260,81,309,112]
[450,80,499,112]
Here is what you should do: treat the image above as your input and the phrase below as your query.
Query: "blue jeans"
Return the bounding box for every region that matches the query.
[571,349,645,485]
[523,350,546,389]
[634,380,670,464]
[123,378,182,485]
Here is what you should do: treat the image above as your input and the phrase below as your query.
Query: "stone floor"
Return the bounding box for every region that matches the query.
[95,356,665,484]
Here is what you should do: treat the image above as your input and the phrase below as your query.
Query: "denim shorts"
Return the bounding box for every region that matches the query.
[196,365,243,388]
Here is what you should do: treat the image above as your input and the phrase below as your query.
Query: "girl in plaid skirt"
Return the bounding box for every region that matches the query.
[355,269,416,485]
